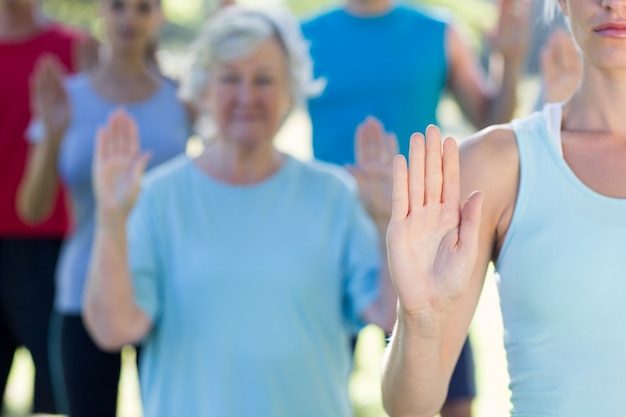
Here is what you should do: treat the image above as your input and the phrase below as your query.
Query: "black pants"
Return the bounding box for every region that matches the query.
[0,237,61,413]
[49,312,141,417]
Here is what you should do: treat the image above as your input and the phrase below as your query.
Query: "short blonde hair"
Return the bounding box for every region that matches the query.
[181,6,323,115]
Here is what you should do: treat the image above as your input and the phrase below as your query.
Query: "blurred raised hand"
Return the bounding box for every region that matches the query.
[489,0,532,63]
[30,55,70,144]
[93,110,151,223]
[541,28,582,103]
[347,117,398,227]
[386,126,483,315]
[76,36,101,72]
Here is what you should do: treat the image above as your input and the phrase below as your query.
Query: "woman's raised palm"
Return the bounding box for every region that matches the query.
[31,56,71,142]
[386,126,483,315]
[93,110,151,221]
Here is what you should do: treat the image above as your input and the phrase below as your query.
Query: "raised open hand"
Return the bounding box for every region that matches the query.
[30,55,70,144]
[347,117,398,227]
[541,29,582,103]
[489,0,531,63]
[386,126,483,315]
[93,110,151,223]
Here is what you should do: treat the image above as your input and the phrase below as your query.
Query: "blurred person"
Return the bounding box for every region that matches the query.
[83,6,397,417]
[301,0,530,415]
[17,0,191,415]
[0,0,88,413]
[382,1,626,417]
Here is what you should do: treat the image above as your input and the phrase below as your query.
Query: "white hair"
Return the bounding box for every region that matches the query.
[180,5,324,137]
[544,0,561,22]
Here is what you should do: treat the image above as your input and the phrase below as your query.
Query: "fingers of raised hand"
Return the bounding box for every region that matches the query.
[408,132,425,209]
[407,127,460,213]
[391,154,409,221]
[442,137,460,209]
[32,56,65,103]
[107,109,140,159]
[356,116,392,168]
[424,125,443,206]
[500,0,531,21]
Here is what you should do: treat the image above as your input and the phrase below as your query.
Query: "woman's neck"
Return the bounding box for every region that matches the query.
[345,0,393,17]
[564,65,626,139]
[199,141,285,185]
[95,46,154,82]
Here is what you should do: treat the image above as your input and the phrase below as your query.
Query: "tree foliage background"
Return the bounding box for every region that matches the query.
[43,0,497,51]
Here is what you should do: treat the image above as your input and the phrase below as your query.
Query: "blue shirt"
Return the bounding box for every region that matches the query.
[128,155,380,417]
[302,4,448,164]
[496,105,626,416]
[30,73,189,313]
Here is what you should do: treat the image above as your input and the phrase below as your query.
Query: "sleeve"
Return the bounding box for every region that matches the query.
[342,191,381,332]
[127,186,163,323]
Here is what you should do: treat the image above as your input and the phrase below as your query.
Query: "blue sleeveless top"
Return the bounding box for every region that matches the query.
[302,4,448,164]
[496,103,626,416]
[31,73,190,313]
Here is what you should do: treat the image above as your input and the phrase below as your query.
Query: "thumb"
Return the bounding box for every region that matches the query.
[132,152,152,184]
[458,191,483,255]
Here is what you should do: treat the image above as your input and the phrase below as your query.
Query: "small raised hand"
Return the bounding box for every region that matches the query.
[541,28,582,103]
[489,0,532,63]
[347,116,398,227]
[386,126,483,315]
[93,110,151,224]
[30,55,70,144]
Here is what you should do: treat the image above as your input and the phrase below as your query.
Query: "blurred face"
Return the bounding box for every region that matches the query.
[0,0,33,15]
[560,0,626,69]
[206,37,293,148]
[100,0,162,53]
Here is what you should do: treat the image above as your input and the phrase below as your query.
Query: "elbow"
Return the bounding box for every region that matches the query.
[83,299,131,353]
[382,390,446,417]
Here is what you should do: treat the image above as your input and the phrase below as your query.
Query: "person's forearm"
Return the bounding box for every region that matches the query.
[17,134,63,224]
[382,309,451,417]
[481,56,524,128]
[375,221,397,333]
[84,213,148,351]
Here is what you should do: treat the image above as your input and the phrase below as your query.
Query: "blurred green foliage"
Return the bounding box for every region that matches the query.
[43,0,496,49]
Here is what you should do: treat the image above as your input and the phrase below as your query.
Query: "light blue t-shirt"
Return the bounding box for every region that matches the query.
[496,105,626,416]
[30,73,189,313]
[127,155,380,417]
[302,4,448,163]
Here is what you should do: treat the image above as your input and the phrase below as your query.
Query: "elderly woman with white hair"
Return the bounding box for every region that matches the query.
[382,0,626,416]
[83,5,397,417]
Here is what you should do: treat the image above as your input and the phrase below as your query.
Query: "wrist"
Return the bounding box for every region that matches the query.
[96,208,129,231]
[397,305,448,339]
[43,130,65,150]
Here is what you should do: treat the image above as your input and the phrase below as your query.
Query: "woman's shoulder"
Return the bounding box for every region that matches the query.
[460,123,518,167]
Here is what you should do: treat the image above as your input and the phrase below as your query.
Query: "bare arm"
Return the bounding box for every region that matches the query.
[447,0,530,129]
[381,125,519,417]
[348,117,398,333]
[83,111,152,352]
[17,56,69,224]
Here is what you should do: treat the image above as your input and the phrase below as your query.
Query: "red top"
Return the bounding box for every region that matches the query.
[0,24,84,238]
